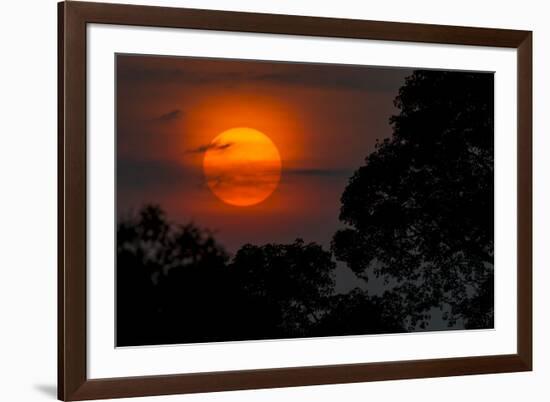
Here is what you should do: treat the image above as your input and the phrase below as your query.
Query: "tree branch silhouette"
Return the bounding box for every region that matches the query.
[332,70,494,330]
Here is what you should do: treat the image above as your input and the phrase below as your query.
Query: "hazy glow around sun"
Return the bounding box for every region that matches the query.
[203,127,282,207]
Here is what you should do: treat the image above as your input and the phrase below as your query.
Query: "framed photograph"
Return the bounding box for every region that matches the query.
[58,1,532,400]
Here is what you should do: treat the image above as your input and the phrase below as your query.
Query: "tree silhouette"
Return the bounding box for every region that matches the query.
[314,289,406,336]
[117,205,231,345]
[230,240,335,338]
[332,70,494,330]
[116,206,341,345]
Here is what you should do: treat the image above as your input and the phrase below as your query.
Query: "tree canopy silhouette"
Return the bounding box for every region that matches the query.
[116,206,343,346]
[117,205,231,345]
[230,240,335,337]
[315,288,406,336]
[332,70,494,330]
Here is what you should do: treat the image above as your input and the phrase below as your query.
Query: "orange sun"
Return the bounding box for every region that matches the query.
[203,127,282,207]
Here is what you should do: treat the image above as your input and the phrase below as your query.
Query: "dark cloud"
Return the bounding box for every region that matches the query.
[251,68,413,93]
[186,141,233,154]
[206,171,280,190]
[117,158,197,192]
[117,56,412,93]
[285,168,353,178]
[152,109,183,122]
[117,158,352,196]
[117,65,245,86]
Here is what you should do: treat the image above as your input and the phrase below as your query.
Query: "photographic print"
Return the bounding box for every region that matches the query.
[115,55,494,347]
[58,5,532,398]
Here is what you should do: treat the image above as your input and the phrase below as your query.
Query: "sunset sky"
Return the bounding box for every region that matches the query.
[116,54,412,256]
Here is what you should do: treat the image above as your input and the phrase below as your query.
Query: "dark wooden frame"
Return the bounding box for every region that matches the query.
[58,1,532,400]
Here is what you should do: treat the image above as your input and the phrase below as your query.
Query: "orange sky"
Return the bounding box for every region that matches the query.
[117,55,411,254]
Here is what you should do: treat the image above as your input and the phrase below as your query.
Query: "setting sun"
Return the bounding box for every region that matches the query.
[203,127,282,207]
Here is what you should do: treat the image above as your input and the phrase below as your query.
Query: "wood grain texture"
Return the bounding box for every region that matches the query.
[58,1,532,400]
[516,32,533,369]
[67,355,530,401]
[59,1,88,399]
[57,2,65,400]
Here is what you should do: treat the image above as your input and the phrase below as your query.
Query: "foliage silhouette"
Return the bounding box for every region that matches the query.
[117,205,231,345]
[117,206,361,345]
[332,70,494,330]
[117,206,406,345]
[314,289,406,336]
[230,240,335,338]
